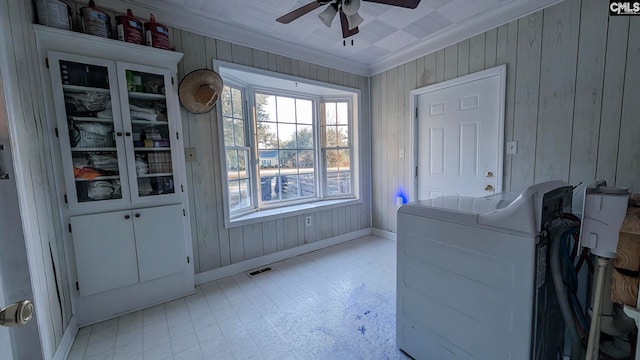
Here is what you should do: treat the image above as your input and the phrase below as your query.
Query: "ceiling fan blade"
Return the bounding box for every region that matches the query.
[362,0,421,9]
[276,1,322,24]
[339,9,360,38]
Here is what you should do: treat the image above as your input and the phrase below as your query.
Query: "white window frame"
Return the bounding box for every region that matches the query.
[220,81,254,216]
[215,61,360,228]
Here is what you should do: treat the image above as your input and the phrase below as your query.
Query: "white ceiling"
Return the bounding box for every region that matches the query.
[112,0,562,75]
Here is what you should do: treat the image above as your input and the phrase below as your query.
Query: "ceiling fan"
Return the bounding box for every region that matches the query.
[276,0,421,39]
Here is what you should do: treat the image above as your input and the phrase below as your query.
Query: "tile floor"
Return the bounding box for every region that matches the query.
[66,235,412,360]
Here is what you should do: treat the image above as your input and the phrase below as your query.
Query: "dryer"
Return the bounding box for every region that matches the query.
[396,181,573,359]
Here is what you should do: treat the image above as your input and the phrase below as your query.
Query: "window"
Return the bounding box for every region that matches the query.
[222,85,252,213]
[256,93,315,203]
[218,63,359,221]
[322,101,352,196]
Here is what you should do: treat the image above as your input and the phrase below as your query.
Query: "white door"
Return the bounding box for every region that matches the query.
[415,66,505,200]
[0,78,42,359]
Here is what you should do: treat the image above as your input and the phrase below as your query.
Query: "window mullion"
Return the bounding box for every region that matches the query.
[245,88,260,210]
[315,98,324,199]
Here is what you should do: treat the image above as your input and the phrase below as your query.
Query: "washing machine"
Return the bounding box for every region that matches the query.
[396,181,573,360]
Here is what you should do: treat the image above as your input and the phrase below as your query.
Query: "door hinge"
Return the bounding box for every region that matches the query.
[183,208,186,216]
[54,127,59,138]
[68,223,72,233]
[187,256,190,264]
[181,184,184,192]
[176,132,180,140]
[45,57,49,69]
[415,107,418,118]
[63,194,68,204]
[171,77,174,85]
[415,166,418,177]
[75,282,79,291]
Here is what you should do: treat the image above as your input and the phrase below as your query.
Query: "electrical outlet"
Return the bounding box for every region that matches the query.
[305,216,312,226]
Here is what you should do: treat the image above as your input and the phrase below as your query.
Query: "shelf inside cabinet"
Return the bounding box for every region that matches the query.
[134,147,171,151]
[138,172,173,178]
[129,92,166,100]
[75,175,120,181]
[63,84,110,94]
[72,147,117,152]
[131,120,169,126]
[70,116,113,123]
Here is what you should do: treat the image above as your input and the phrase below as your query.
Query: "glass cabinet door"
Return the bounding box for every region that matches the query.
[47,52,130,207]
[118,63,180,203]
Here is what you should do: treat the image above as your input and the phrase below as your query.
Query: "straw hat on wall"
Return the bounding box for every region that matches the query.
[178,69,223,114]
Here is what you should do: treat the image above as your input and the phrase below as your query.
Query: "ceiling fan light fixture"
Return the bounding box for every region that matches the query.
[346,11,363,30]
[318,3,338,27]
[342,0,361,16]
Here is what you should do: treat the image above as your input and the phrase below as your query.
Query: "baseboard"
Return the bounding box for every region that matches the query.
[195,228,372,285]
[371,228,397,241]
[52,316,78,360]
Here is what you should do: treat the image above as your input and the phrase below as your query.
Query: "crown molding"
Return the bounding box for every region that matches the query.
[103,0,370,76]
[367,0,564,75]
[104,0,563,77]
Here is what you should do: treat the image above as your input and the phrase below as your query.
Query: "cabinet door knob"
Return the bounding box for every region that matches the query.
[124,215,130,220]
[134,213,140,218]
[125,132,131,137]
[116,131,123,137]
[484,185,494,192]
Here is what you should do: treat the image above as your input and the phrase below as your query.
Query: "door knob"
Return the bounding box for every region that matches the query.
[485,171,493,177]
[0,300,34,327]
[484,185,494,192]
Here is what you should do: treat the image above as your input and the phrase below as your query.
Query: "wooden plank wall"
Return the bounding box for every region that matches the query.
[371,0,640,232]
[171,29,372,274]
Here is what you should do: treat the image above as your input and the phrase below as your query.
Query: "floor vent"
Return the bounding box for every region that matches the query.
[247,267,272,277]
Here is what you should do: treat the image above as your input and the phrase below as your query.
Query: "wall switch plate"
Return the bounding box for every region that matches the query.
[399,149,405,159]
[185,148,196,161]
[506,141,518,155]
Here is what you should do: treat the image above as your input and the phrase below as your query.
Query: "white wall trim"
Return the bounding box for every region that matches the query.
[52,316,77,360]
[195,228,371,285]
[371,228,397,241]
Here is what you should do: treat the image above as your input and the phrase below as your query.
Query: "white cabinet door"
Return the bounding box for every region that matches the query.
[47,52,131,209]
[133,204,186,282]
[70,211,139,296]
[117,62,182,205]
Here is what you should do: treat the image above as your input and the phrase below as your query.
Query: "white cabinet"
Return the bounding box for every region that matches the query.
[34,25,194,325]
[47,51,182,209]
[70,204,186,297]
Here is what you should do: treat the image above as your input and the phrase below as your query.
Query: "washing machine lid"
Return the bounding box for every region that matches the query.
[399,192,519,228]
[399,180,572,235]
